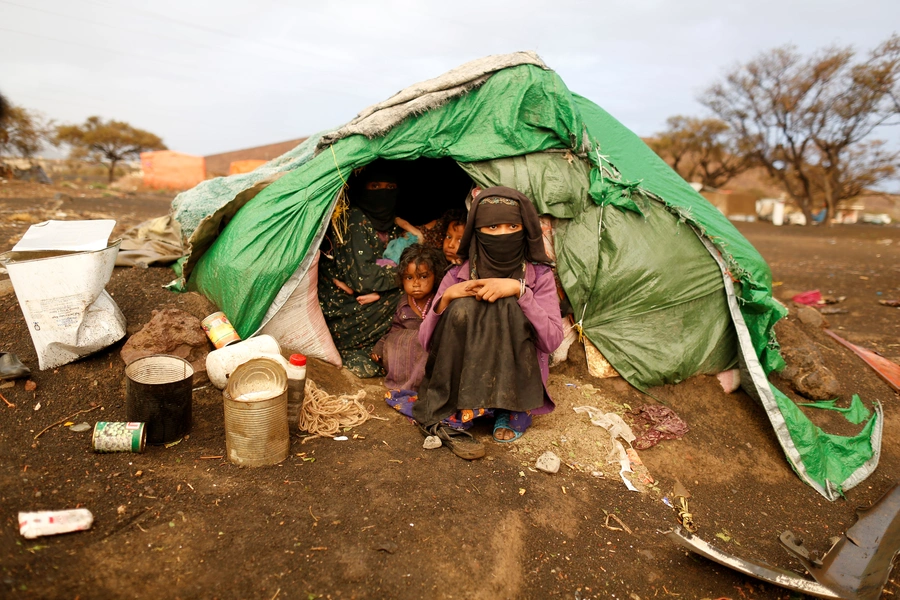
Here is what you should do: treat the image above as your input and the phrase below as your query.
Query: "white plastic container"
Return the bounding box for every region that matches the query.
[206,335,286,390]
[284,354,307,430]
[772,201,785,226]
[19,508,94,539]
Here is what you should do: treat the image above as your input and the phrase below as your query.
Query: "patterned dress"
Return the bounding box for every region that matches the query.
[373,295,431,391]
[318,208,403,377]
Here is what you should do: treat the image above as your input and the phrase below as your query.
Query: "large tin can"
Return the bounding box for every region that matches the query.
[125,355,193,445]
[92,422,146,453]
[201,311,241,349]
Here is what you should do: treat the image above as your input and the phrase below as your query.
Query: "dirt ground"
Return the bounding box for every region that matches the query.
[0,181,898,599]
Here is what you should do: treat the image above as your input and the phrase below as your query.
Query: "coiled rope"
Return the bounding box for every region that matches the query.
[298,379,385,442]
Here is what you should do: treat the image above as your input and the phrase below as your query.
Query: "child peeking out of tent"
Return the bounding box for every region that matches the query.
[372,244,447,391]
[386,187,563,460]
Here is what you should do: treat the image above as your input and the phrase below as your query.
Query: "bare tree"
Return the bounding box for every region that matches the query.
[649,115,755,189]
[0,100,50,158]
[701,35,900,223]
[55,116,167,183]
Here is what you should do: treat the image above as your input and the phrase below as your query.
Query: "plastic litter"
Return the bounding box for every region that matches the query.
[1,238,125,370]
[792,290,823,305]
[0,352,30,380]
[19,508,94,539]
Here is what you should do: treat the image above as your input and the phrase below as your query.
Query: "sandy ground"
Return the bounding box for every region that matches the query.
[0,181,898,599]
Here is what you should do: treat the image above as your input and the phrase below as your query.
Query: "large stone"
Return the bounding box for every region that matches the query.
[535,451,561,474]
[778,323,841,401]
[120,309,210,383]
[796,305,827,328]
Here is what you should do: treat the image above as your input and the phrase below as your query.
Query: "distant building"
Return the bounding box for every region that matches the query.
[140,151,206,190]
[204,138,307,178]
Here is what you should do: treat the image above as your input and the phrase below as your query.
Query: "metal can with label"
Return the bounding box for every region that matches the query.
[92,422,146,453]
[201,311,241,349]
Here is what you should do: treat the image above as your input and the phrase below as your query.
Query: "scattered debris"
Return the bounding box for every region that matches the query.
[423,435,442,450]
[665,527,841,598]
[0,352,30,380]
[68,422,91,432]
[603,511,633,534]
[818,307,849,315]
[535,451,560,474]
[34,405,102,440]
[792,290,822,306]
[716,368,741,393]
[3,224,126,370]
[825,330,900,393]
[19,508,93,539]
[879,299,900,308]
[628,405,689,450]
[779,483,900,600]
[672,480,698,533]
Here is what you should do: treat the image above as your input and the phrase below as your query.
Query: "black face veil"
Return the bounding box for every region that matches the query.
[354,164,398,232]
[458,186,551,278]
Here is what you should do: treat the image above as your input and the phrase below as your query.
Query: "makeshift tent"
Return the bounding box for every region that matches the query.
[170,52,881,501]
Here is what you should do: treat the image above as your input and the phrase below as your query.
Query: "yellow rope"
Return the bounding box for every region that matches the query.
[297,379,385,442]
[329,146,350,245]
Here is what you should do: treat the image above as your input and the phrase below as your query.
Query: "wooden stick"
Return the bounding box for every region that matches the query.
[0,391,13,408]
[33,406,102,440]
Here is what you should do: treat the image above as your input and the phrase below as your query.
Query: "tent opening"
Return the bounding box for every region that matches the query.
[351,157,474,226]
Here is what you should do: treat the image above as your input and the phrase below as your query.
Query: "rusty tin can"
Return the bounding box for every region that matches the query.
[201,311,241,349]
[92,422,146,453]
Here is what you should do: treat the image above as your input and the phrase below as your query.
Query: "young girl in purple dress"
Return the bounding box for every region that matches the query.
[373,244,448,391]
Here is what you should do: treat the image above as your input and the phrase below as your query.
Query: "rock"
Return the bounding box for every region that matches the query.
[69,422,91,432]
[423,435,442,450]
[24,380,36,391]
[120,308,210,383]
[536,451,560,474]
[777,321,841,400]
[796,305,827,328]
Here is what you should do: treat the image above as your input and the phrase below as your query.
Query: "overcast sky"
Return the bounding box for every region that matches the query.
[2,0,899,164]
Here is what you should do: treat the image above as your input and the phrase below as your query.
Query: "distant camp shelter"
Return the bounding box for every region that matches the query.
[171,52,882,501]
[204,138,308,178]
[140,151,205,190]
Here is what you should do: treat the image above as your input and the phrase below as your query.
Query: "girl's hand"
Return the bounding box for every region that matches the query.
[333,278,354,295]
[356,292,381,305]
[473,278,520,302]
[435,281,479,313]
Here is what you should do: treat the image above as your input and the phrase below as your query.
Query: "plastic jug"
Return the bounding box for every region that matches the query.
[206,335,285,389]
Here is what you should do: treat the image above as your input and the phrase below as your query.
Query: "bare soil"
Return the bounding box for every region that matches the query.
[0,181,898,599]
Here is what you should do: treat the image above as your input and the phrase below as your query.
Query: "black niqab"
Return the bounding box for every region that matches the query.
[458,186,552,279]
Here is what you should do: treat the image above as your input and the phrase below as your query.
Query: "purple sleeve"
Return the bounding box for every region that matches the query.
[418,267,461,352]
[517,265,564,354]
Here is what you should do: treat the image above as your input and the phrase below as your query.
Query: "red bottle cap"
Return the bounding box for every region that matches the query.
[289,354,307,366]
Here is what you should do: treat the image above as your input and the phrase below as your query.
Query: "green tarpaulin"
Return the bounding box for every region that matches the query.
[171,55,880,500]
